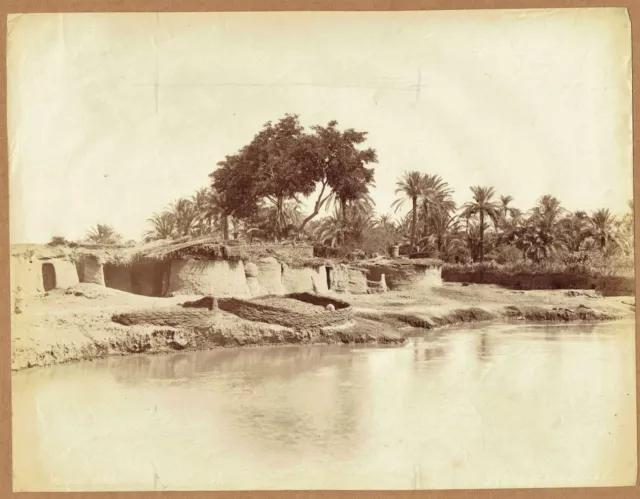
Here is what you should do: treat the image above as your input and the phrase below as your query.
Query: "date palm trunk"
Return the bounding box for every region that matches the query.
[479,211,485,262]
[410,196,417,249]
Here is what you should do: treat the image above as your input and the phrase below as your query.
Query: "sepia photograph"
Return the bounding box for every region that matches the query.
[7,8,637,492]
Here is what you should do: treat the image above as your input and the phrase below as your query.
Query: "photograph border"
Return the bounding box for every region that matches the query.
[1,1,637,498]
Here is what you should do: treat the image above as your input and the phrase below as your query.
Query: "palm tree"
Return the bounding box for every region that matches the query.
[584,208,619,251]
[348,212,375,245]
[461,186,502,261]
[251,200,304,241]
[530,195,564,232]
[426,203,460,255]
[414,174,453,246]
[144,212,176,242]
[558,211,589,252]
[206,188,231,240]
[374,214,397,232]
[329,189,375,245]
[168,198,198,237]
[316,207,347,247]
[499,195,518,218]
[191,188,215,237]
[85,223,122,245]
[391,171,425,249]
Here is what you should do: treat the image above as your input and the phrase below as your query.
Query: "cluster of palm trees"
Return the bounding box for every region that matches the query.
[306,171,633,264]
[378,171,634,264]
[80,170,633,268]
[143,188,223,242]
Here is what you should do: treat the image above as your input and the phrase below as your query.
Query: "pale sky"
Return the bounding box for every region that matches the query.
[8,9,633,243]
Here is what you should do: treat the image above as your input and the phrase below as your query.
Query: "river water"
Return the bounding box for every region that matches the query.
[12,321,637,491]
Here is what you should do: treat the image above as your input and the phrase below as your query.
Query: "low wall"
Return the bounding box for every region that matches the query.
[361,262,442,291]
[166,260,252,297]
[217,293,353,329]
[112,307,217,328]
[442,267,635,297]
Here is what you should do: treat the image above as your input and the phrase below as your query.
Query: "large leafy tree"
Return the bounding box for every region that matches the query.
[210,115,377,241]
[299,120,377,231]
[461,186,502,261]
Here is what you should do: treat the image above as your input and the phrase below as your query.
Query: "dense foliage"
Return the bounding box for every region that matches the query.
[75,114,632,276]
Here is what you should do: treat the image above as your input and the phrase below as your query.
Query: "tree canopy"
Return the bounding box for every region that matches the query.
[209,114,377,240]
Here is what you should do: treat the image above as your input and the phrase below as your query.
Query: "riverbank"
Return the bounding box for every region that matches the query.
[10,284,402,371]
[347,283,634,330]
[11,282,635,371]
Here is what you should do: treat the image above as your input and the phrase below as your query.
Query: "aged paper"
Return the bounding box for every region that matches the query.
[8,9,636,491]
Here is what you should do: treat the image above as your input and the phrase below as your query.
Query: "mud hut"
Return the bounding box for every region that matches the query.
[70,238,372,298]
[356,258,444,291]
[10,244,80,296]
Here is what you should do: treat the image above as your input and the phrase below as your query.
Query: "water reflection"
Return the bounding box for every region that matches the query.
[12,321,637,491]
[477,332,491,362]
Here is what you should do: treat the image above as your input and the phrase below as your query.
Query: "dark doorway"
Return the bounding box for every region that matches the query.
[42,263,56,291]
[326,267,332,290]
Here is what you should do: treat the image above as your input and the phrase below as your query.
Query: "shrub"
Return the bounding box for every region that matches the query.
[48,236,69,246]
[491,245,522,265]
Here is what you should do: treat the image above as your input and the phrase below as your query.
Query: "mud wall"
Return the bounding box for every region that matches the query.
[329,265,368,294]
[11,257,80,296]
[419,266,443,287]
[166,260,252,297]
[256,257,286,295]
[104,264,133,293]
[282,266,315,293]
[311,266,329,294]
[363,263,442,291]
[83,258,105,286]
[51,260,80,289]
[132,261,169,297]
[244,262,264,296]
[10,256,44,295]
[441,267,635,297]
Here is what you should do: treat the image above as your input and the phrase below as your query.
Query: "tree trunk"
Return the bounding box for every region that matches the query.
[341,198,348,245]
[479,211,485,262]
[410,196,417,248]
[275,196,284,242]
[423,202,429,249]
[299,182,330,233]
[222,215,229,241]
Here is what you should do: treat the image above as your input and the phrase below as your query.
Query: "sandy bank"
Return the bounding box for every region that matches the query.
[347,283,635,332]
[11,283,635,371]
[11,285,402,371]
